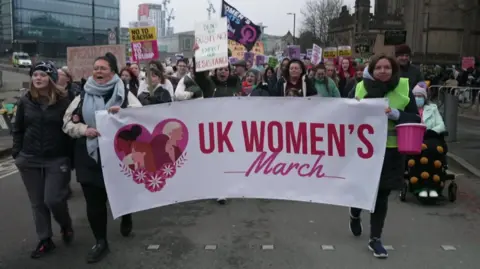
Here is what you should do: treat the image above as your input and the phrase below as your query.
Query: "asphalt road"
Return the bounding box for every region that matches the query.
[0,157,479,269]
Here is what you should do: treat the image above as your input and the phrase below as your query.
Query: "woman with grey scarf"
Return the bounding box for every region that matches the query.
[63,53,141,263]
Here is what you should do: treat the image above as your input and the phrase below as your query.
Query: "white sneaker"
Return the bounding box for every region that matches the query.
[429,190,439,198]
[419,191,428,198]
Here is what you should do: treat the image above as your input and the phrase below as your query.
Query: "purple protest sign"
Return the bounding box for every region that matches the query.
[229,57,238,64]
[244,51,254,64]
[307,49,313,59]
[255,55,265,66]
[286,45,301,59]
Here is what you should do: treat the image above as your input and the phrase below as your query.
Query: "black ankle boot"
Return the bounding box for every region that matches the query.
[120,214,133,237]
[86,239,109,263]
[31,238,56,259]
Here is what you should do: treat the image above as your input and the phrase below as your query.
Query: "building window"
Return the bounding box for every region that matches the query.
[183,38,192,51]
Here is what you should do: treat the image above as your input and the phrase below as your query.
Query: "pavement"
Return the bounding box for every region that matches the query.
[0,156,479,268]
[448,115,480,177]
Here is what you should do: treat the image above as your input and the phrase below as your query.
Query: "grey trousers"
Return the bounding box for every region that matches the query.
[17,157,72,241]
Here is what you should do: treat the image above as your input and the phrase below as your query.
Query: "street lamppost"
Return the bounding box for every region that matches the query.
[287,12,296,45]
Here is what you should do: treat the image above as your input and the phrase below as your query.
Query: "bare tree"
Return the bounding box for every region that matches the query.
[300,0,344,44]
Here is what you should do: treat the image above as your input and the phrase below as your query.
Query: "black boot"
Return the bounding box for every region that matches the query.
[30,238,56,259]
[61,225,74,245]
[120,214,133,237]
[86,239,109,263]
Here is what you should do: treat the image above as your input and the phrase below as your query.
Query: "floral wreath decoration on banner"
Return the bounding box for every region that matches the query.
[113,119,189,193]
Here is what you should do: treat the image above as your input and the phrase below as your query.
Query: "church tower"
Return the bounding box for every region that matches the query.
[355,0,371,34]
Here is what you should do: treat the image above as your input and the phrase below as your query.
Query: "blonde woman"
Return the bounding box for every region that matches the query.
[12,61,74,259]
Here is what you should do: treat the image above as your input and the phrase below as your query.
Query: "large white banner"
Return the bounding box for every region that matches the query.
[96,98,388,218]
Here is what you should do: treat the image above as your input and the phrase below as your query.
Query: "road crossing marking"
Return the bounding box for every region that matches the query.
[261,245,274,250]
[204,244,217,250]
[321,245,335,250]
[441,245,457,251]
[0,157,17,179]
[146,245,160,250]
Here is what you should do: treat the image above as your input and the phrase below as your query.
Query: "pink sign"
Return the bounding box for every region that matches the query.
[131,40,159,62]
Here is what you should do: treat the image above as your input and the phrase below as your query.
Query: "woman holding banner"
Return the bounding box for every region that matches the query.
[350,54,421,259]
[63,52,142,263]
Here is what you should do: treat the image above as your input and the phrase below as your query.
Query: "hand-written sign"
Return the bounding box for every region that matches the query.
[195,18,229,72]
[67,44,126,81]
[129,26,157,42]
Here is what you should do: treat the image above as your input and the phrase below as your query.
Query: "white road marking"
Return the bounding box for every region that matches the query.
[146,245,160,250]
[204,244,217,250]
[441,245,457,251]
[321,245,335,250]
[261,244,274,250]
[0,157,17,179]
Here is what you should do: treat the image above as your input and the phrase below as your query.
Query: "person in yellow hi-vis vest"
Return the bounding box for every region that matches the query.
[349,55,421,259]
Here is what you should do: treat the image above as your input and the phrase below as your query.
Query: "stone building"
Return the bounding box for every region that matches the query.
[328,0,480,64]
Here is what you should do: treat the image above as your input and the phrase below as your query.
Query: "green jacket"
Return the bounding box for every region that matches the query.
[313,77,340,97]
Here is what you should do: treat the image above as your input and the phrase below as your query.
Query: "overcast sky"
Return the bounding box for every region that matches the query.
[120,0,360,36]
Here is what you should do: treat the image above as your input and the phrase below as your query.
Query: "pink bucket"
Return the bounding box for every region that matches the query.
[395,123,427,155]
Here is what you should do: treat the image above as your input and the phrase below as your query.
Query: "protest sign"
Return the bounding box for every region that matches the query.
[131,41,159,62]
[311,44,322,65]
[129,21,159,62]
[268,56,278,68]
[67,44,126,81]
[229,40,264,59]
[306,49,313,59]
[194,18,229,72]
[129,26,157,42]
[338,46,352,57]
[323,47,338,59]
[285,45,301,59]
[96,98,388,218]
[255,55,265,66]
[229,57,238,64]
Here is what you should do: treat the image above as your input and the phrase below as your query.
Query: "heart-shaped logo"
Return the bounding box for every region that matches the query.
[114,118,189,192]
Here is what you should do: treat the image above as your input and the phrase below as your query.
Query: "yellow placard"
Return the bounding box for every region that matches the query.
[129,26,157,42]
[338,46,352,57]
[228,40,264,59]
[323,47,337,59]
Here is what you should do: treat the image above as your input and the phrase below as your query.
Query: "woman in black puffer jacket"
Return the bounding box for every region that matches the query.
[12,61,75,259]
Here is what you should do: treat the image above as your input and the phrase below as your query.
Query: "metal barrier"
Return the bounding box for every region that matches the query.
[428,85,480,142]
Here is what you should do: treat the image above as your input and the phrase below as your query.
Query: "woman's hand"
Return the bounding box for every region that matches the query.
[192,43,199,52]
[85,127,100,138]
[108,106,121,114]
[385,107,391,114]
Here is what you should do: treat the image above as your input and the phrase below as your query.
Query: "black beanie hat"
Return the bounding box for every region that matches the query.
[395,44,411,57]
[30,61,58,82]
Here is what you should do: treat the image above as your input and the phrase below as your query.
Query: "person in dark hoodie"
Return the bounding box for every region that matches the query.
[62,53,142,263]
[395,44,424,90]
[263,66,277,92]
[349,54,421,259]
[273,59,317,97]
[13,61,74,259]
[347,64,366,98]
